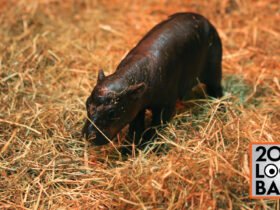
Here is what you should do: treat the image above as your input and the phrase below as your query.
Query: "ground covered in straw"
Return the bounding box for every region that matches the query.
[0,0,279,209]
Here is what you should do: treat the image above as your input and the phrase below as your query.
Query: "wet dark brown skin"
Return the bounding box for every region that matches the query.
[82,12,223,148]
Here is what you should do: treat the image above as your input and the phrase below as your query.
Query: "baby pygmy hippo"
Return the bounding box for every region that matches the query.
[82,12,223,148]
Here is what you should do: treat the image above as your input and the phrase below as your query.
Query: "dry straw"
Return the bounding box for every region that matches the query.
[0,0,279,209]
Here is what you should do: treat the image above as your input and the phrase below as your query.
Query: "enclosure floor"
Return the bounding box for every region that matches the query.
[0,0,279,209]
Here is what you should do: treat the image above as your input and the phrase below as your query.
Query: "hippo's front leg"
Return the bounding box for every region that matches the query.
[127,109,145,145]
[151,105,175,125]
[143,105,176,141]
[121,110,145,155]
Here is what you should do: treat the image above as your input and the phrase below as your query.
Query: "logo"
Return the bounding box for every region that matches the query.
[250,143,280,198]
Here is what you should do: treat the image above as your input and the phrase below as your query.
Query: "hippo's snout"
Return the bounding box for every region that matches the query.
[82,120,110,146]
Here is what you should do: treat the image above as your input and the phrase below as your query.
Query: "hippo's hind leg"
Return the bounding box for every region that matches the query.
[202,61,223,98]
[201,34,223,98]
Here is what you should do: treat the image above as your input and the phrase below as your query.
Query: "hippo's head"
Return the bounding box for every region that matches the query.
[82,69,146,145]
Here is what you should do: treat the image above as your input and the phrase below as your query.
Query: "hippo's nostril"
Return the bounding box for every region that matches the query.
[87,130,96,140]
[87,133,97,141]
[82,120,95,139]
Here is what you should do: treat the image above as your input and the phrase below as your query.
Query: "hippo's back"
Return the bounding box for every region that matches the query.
[116,12,222,105]
[132,13,215,57]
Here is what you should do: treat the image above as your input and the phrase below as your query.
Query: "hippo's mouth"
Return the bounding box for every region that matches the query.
[82,121,112,146]
[88,132,111,146]
[82,121,118,146]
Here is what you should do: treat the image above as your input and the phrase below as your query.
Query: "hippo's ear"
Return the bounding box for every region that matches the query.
[124,83,147,100]
[97,69,106,83]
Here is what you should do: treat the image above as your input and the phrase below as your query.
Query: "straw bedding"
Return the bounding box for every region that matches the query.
[0,0,279,209]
